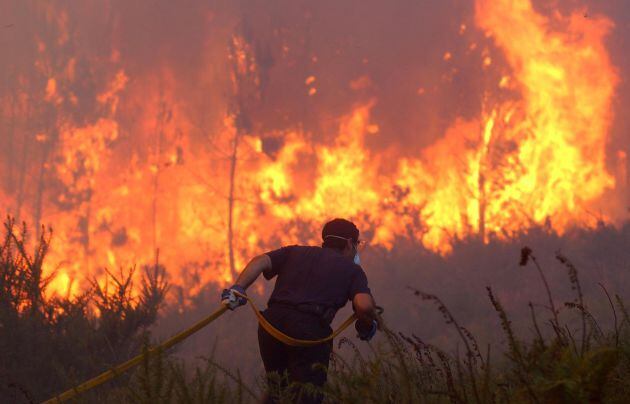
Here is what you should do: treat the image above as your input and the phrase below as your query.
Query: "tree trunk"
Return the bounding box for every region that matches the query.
[478,171,486,243]
[151,101,166,254]
[478,105,494,244]
[34,109,58,237]
[227,131,239,281]
[34,136,51,239]
[83,192,92,274]
[15,113,30,221]
[6,96,16,194]
[152,154,160,254]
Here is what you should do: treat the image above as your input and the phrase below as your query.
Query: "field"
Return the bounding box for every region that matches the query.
[2,218,630,403]
[2,0,629,402]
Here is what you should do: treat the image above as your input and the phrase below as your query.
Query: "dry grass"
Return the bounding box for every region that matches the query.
[2,217,630,403]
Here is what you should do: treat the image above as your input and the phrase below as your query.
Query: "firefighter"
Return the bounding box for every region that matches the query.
[221,218,378,404]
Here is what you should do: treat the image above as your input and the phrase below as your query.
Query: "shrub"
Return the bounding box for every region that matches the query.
[0,218,167,403]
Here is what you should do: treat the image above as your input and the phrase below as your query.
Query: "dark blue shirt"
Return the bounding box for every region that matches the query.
[263,245,371,312]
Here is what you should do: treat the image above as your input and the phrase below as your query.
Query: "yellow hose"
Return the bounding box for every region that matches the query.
[43,295,357,403]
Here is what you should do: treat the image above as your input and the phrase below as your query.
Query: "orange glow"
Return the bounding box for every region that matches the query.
[0,0,622,299]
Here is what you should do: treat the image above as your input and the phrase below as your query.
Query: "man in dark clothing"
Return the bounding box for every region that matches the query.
[221,218,378,404]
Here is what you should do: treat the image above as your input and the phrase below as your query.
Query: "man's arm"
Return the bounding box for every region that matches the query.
[352,292,376,324]
[353,292,378,341]
[234,254,272,289]
[221,254,272,310]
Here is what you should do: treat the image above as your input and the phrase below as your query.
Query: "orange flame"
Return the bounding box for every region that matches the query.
[0,0,623,299]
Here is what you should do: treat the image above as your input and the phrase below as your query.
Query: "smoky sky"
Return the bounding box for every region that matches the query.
[0,0,628,178]
[106,0,480,153]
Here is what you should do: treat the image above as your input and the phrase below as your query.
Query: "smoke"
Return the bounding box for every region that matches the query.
[0,0,628,293]
[0,0,481,150]
[2,0,628,146]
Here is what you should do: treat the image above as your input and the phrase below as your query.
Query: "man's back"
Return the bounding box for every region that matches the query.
[264,245,370,316]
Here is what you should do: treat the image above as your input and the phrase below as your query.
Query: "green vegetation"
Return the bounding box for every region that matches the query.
[1,218,630,403]
[0,218,168,402]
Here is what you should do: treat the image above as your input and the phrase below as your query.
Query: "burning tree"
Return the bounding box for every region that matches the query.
[0,0,627,299]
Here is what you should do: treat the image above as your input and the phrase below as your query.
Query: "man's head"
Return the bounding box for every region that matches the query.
[322,218,360,261]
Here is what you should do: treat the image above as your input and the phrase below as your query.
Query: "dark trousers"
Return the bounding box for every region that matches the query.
[258,306,333,404]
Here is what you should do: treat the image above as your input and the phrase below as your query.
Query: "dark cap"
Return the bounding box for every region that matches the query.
[322,218,359,243]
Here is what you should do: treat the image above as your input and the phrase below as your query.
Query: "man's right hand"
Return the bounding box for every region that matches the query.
[352,292,378,341]
[221,285,247,310]
[355,319,377,341]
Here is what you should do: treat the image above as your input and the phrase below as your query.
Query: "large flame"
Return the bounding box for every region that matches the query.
[389,0,620,252]
[0,0,623,299]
